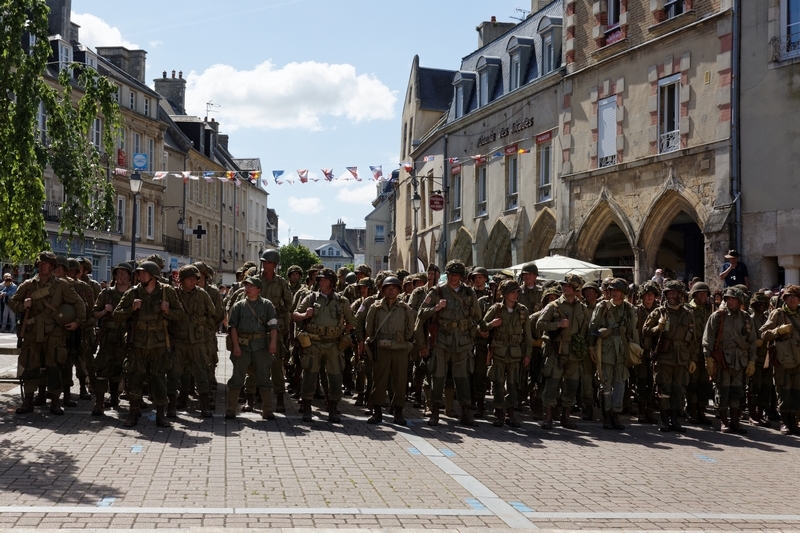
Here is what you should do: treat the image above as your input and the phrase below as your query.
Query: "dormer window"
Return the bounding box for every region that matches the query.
[537,17,563,75]
[452,71,476,119]
[507,36,535,90]
[476,56,501,107]
[84,51,97,70]
[57,40,72,73]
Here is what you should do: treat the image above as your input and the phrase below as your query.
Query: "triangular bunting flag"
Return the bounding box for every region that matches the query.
[518,148,531,154]
[401,162,413,173]
[249,171,261,184]
[297,169,308,183]
[448,158,460,164]
[423,155,435,162]
[234,178,241,188]
[153,171,168,180]
[492,151,503,158]
[322,169,334,181]
[203,171,216,182]
[273,170,285,185]
[369,165,383,181]
[346,167,360,181]
[226,171,236,181]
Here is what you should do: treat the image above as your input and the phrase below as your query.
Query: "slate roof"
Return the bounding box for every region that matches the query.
[417,67,456,112]
[233,158,262,171]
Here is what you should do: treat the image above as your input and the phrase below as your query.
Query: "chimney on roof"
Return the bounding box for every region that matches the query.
[476,17,517,48]
[154,68,187,114]
[46,0,71,39]
[531,0,542,14]
[331,220,346,244]
[96,46,148,83]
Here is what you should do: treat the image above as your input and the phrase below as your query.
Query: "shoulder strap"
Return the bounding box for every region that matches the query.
[713,310,725,351]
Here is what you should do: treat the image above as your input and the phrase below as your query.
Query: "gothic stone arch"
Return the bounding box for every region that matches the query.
[573,194,636,262]
[484,219,512,269]
[450,227,474,266]
[524,209,557,262]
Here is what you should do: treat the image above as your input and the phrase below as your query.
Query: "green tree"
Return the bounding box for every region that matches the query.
[0,0,121,264]
[278,244,318,277]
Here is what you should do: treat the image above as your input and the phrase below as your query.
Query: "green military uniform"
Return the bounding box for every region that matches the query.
[227,276,279,420]
[474,292,495,418]
[633,281,661,424]
[113,261,186,427]
[748,291,772,426]
[686,283,713,424]
[481,281,532,427]
[703,287,757,434]
[351,281,377,406]
[9,252,87,415]
[259,269,293,404]
[194,262,224,392]
[518,274,542,410]
[588,279,639,430]
[408,276,434,411]
[63,260,96,405]
[579,281,602,421]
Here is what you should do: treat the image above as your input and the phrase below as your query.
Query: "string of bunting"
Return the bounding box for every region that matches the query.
[112,166,393,186]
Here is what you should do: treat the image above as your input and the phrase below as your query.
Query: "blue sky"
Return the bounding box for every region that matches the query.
[72,0,529,241]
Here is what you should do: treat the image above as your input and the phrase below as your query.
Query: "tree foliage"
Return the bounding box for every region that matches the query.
[0,0,121,264]
[278,244,319,277]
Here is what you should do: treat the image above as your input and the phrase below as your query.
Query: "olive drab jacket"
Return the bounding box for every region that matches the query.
[475,294,495,351]
[175,287,215,345]
[519,285,543,314]
[751,309,769,365]
[9,274,87,343]
[204,284,225,330]
[365,298,415,352]
[296,291,356,342]
[643,304,696,366]
[417,283,481,352]
[481,302,532,361]
[589,300,640,366]
[259,273,293,335]
[94,287,128,344]
[760,306,800,369]
[353,295,379,344]
[229,297,279,353]
[535,295,590,360]
[112,282,186,350]
[687,299,712,361]
[635,303,659,355]
[702,307,757,370]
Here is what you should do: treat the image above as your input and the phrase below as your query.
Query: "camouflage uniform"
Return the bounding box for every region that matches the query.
[634,281,661,423]
[748,291,773,426]
[686,282,714,425]
[259,264,293,409]
[62,257,97,405]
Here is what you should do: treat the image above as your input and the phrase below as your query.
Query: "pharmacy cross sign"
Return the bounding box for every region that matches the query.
[192,224,207,240]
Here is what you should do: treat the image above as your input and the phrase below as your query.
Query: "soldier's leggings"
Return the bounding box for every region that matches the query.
[228,349,273,390]
[654,361,688,411]
[62,330,85,391]
[579,355,598,408]
[126,348,169,407]
[370,347,408,408]
[490,357,520,409]
[749,360,773,407]
[472,345,489,403]
[635,355,655,406]
[354,354,373,397]
[168,343,210,395]
[19,337,65,396]
[411,349,427,392]
[205,336,218,387]
[301,341,343,402]
[712,366,745,410]
[686,355,712,409]
[541,355,580,409]
[271,339,287,394]
[431,347,471,408]
[600,362,628,413]
[773,364,800,413]
[94,335,125,394]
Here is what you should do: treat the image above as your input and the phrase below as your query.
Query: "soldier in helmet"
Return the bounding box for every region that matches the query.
[518,262,543,412]
[408,266,438,413]
[351,277,377,406]
[481,280,532,427]
[416,260,481,427]
[292,268,356,422]
[194,262,224,401]
[643,279,698,433]
[703,287,757,434]
[113,261,186,427]
[342,264,372,305]
[536,274,590,430]
[364,276,416,425]
[579,281,602,421]
[92,262,134,415]
[9,251,86,415]
[259,248,294,413]
[286,265,304,295]
[748,290,773,427]
[634,281,662,424]
[77,257,102,301]
[589,278,640,430]
[60,257,97,406]
[686,282,714,425]
[336,266,351,292]
[144,254,168,283]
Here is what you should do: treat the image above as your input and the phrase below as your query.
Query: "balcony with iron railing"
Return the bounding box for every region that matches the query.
[659,130,680,154]
[43,201,123,234]
[162,234,187,255]
[771,32,800,61]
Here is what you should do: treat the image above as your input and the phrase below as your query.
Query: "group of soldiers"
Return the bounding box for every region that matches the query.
[8,249,800,437]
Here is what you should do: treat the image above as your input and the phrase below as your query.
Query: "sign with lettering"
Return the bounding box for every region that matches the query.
[132,153,148,171]
[504,144,518,156]
[536,130,554,144]
[429,194,445,211]
[451,164,462,175]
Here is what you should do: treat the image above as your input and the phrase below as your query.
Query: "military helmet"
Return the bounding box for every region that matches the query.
[782,284,800,300]
[355,264,372,276]
[54,303,77,327]
[640,280,662,297]
[381,276,402,289]
[541,284,562,304]
[245,266,258,277]
[55,255,69,269]
[316,268,337,284]
[403,275,414,286]
[345,272,357,284]
[193,262,214,279]
[179,264,200,281]
[287,265,303,275]
[374,271,387,288]
[521,262,539,275]
[396,268,410,282]
[78,257,93,272]
[427,263,441,273]
[628,283,638,295]
[145,253,166,271]
[608,278,629,294]
[36,251,58,267]
[689,281,711,296]
[67,258,81,272]
[470,266,489,279]
[310,262,324,271]
[416,272,428,283]
[723,287,743,301]
[601,276,614,291]
[135,260,161,278]
[357,277,374,289]
[561,273,584,290]
[243,276,263,290]
[112,262,134,277]
[750,291,770,306]
[445,259,466,276]
[260,249,280,264]
[581,281,601,297]
[336,266,350,277]
[500,280,521,295]
[663,279,686,296]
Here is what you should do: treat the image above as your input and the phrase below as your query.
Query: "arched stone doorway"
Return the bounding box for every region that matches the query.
[592,222,636,274]
[484,220,512,269]
[524,210,556,262]
[450,227,474,266]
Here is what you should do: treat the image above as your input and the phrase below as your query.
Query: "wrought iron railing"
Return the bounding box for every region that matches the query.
[162,234,187,255]
[659,130,680,154]
[599,154,617,168]
[771,32,800,61]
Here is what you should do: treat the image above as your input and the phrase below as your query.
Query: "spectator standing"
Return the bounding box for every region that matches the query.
[0,274,18,332]
[651,269,665,287]
[719,249,750,290]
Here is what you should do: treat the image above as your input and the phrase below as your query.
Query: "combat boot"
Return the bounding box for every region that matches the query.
[750,406,771,428]
[719,409,732,433]
[259,391,274,420]
[729,408,747,435]
[225,388,241,419]
[301,399,312,422]
[155,405,171,427]
[427,404,440,426]
[560,406,577,429]
[91,393,105,416]
[105,382,120,409]
[541,407,554,430]
[242,393,256,412]
[582,404,594,421]
[460,404,478,426]
[50,393,64,415]
[275,393,286,413]
[354,392,365,407]
[123,406,141,427]
[505,407,520,428]
[166,393,178,418]
[670,409,686,433]
[493,408,504,427]
[328,401,341,423]
[16,393,35,415]
[695,403,712,425]
[687,402,699,424]
[199,393,213,418]
[602,409,613,429]
[392,406,407,426]
[637,403,648,424]
[412,385,423,408]
[176,390,189,410]
[658,410,671,432]
[33,384,47,406]
[423,385,433,416]
[63,390,77,407]
[475,397,485,419]
[645,403,659,424]
[445,388,457,418]
[78,377,91,400]
[367,405,383,424]
[611,412,625,430]
[531,395,544,421]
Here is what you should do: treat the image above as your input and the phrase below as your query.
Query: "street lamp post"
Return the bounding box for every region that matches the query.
[129,172,143,262]
[410,176,421,274]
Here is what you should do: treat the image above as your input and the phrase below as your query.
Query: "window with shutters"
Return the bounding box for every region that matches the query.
[598,96,617,168]
[506,155,518,210]
[658,74,681,154]
[475,166,487,216]
[539,143,552,201]
[451,172,462,222]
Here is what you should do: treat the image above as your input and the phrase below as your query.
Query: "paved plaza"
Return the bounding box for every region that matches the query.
[1,333,800,531]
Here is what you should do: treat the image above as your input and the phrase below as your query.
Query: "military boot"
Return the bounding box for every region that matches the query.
[301,399,313,422]
[105,382,120,409]
[166,393,178,418]
[531,395,544,421]
[505,407,520,428]
[91,393,105,416]
[602,409,613,429]
[393,406,407,426]
[789,413,800,436]
[33,384,47,406]
[582,404,594,421]
[124,406,141,427]
[63,390,77,407]
[444,388,457,418]
[199,393,213,418]
[695,403,712,425]
[176,390,189,410]
[492,408,504,427]
[560,406,577,429]
[78,377,92,400]
[367,405,383,424]
[475,397,486,419]
[427,404,440,426]
[611,412,625,430]
[226,388,241,419]
[670,409,686,433]
[460,404,478,426]
[275,393,286,413]
[155,405,171,427]
[750,406,771,427]
[328,401,341,423]
[687,402,699,424]
[50,393,64,415]
[423,385,433,416]
[412,385,423,408]
[354,392,365,407]
[259,391,274,420]
[658,410,671,432]
[637,403,648,424]
[16,393,35,415]
[243,393,257,412]
[541,407,554,430]
[719,409,732,433]
[645,403,659,424]
[729,408,747,435]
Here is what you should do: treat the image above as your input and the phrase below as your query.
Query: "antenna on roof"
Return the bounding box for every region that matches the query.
[206,101,221,117]
[510,7,531,22]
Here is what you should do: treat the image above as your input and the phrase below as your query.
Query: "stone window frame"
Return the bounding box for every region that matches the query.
[647,53,691,156]
[475,164,487,217]
[505,154,519,211]
[507,36,535,91]
[538,142,553,202]
[589,77,625,170]
[476,56,502,108]
[537,16,563,75]
[770,0,800,62]
[451,171,463,222]
[592,0,629,49]
[650,0,694,25]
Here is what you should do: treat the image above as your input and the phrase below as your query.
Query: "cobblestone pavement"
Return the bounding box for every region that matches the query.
[1,333,800,531]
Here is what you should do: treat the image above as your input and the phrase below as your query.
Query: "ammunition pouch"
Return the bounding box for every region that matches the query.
[296,331,312,348]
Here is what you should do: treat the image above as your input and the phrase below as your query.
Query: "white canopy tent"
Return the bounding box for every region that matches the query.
[509,255,613,283]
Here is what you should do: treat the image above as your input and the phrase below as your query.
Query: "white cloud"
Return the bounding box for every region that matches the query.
[149,40,163,49]
[287,196,323,214]
[71,13,139,50]
[335,182,379,204]
[184,60,396,131]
